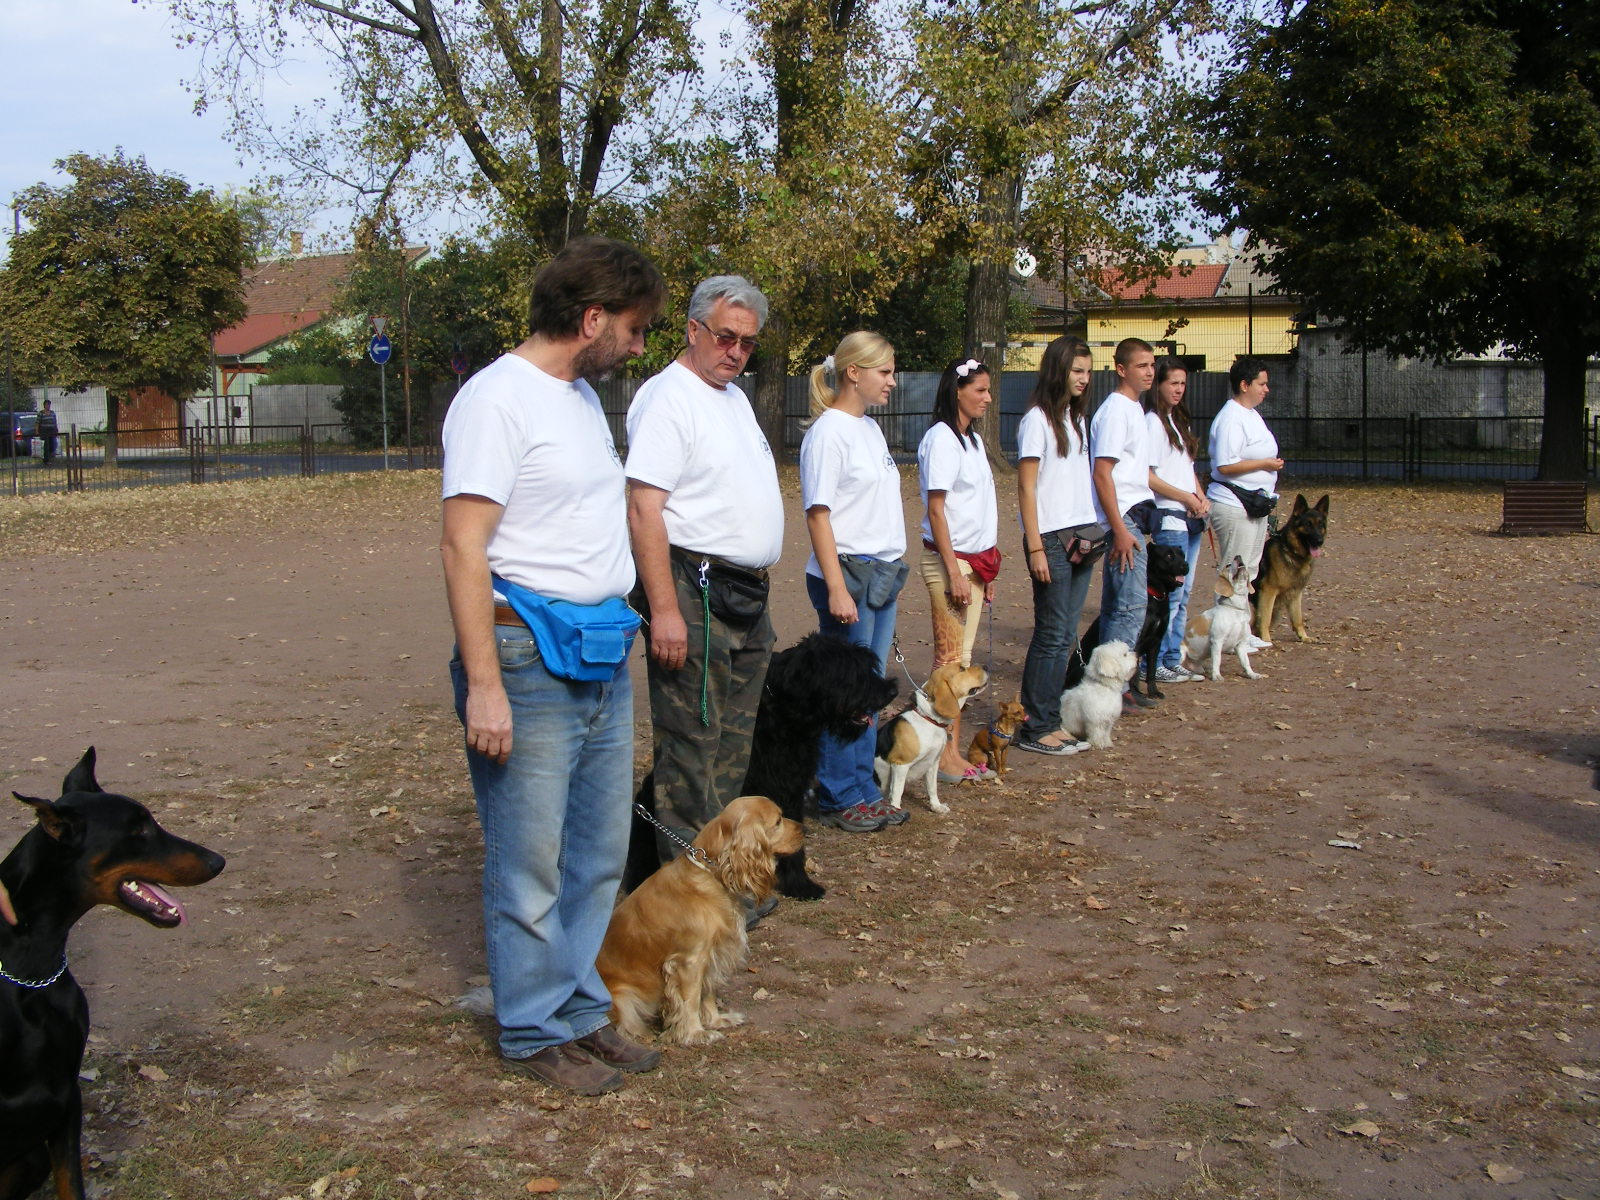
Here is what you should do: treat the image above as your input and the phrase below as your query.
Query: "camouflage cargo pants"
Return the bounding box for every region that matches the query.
[643,557,775,856]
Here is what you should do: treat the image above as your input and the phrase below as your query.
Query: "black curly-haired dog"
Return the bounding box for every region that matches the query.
[624,633,897,900]
[1065,541,1190,701]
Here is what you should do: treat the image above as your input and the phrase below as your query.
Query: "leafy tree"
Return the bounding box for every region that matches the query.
[907,0,1228,375]
[1205,0,1600,480]
[0,152,252,463]
[167,0,698,254]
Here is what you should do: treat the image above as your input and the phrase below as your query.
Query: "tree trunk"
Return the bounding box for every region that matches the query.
[755,308,792,463]
[963,168,1024,475]
[1539,338,1590,481]
[104,390,119,467]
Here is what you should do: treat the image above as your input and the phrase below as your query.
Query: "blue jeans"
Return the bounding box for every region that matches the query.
[1097,526,1149,652]
[1019,531,1096,742]
[1152,524,1203,669]
[450,624,633,1059]
[806,571,898,811]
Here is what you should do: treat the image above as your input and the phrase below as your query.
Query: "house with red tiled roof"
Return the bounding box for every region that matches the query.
[211,246,428,395]
[1008,235,1304,371]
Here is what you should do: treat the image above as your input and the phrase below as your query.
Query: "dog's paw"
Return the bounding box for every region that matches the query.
[1298,632,1318,643]
[710,1010,746,1029]
[928,799,950,814]
[1244,669,1265,679]
[781,876,827,901]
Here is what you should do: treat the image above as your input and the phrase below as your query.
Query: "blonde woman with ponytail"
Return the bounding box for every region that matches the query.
[799,331,908,834]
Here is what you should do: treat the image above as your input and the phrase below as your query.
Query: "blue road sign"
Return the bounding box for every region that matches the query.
[369,334,392,365]
[450,350,469,376]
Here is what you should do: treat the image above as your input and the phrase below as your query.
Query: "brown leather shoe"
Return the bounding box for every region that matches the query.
[502,1043,623,1095]
[574,1024,662,1074]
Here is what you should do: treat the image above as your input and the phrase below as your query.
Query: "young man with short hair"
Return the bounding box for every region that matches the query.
[1091,337,1157,704]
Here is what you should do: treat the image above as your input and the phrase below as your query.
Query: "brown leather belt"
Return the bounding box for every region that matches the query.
[493,604,522,626]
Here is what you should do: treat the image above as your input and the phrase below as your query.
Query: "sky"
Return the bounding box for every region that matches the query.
[0,0,279,255]
[0,0,749,263]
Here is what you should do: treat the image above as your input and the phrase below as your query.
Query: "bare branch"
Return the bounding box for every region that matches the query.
[301,0,422,40]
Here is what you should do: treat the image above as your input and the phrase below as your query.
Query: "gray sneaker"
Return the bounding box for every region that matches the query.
[1153,664,1197,684]
[820,803,887,832]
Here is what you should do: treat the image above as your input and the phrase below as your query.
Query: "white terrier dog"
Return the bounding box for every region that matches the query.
[1058,640,1138,750]
[1183,555,1264,681]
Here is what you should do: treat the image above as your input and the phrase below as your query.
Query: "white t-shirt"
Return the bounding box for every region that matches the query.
[1206,399,1280,509]
[624,361,784,569]
[1016,406,1101,533]
[1146,410,1199,532]
[917,422,998,553]
[441,353,634,605]
[1090,391,1154,516]
[799,406,906,576]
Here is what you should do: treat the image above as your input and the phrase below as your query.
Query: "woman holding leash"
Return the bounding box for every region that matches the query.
[1208,356,1283,650]
[1015,336,1103,757]
[801,331,909,833]
[917,357,1000,784]
[1144,356,1209,684]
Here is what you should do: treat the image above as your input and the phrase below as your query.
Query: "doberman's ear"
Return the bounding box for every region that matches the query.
[14,793,86,849]
[62,747,101,796]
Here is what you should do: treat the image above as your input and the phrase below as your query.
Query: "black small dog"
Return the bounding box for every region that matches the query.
[1066,542,1189,701]
[625,633,897,901]
[1,748,224,1200]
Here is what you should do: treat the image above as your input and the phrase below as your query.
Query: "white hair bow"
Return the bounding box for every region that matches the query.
[955,359,982,378]
[823,355,835,371]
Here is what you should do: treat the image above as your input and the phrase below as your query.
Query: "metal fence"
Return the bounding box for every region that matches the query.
[3,420,440,497]
[5,377,1597,497]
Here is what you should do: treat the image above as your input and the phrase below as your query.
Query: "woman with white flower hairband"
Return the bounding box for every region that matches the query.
[800,331,908,834]
[916,357,1000,783]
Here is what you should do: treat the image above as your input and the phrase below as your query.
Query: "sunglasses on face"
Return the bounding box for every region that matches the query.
[692,319,758,354]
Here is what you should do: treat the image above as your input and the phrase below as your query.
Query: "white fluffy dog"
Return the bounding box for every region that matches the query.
[1058,640,1138,749]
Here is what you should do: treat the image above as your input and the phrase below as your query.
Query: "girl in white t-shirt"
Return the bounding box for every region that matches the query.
[1143,357,1210,682]
[800,331,908,833]
[917,357,1000,782]
[1015,336,1103,756]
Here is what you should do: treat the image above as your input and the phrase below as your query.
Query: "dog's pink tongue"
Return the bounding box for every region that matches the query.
[142,881,189,925]
[1310,548,1323,557]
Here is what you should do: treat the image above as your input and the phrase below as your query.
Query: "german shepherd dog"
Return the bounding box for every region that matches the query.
[1252,494,1329,643]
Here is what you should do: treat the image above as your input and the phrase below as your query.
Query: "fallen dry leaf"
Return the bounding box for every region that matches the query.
[1337,1120,1381,1138]
[525,1178,560,1193]
[1485,1163,1525,1184]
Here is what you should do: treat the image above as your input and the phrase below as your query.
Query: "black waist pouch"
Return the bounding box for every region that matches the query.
[1217,479,1277,519]
[673,547,769,628]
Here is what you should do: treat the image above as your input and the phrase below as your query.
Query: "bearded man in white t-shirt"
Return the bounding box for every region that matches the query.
[626,276,784,859]
[441,237,667,1097]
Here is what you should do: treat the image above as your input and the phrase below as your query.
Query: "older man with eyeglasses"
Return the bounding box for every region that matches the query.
[625,276,784,889]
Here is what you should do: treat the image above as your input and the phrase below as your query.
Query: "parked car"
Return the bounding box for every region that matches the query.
[2,412,37,457]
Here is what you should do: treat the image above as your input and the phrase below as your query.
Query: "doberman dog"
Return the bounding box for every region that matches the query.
[0,748,224,1200]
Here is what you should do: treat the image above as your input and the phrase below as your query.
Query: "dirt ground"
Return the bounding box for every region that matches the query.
[1,470,1597,1200]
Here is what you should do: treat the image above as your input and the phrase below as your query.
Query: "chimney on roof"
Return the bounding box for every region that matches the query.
[290,231,304,257]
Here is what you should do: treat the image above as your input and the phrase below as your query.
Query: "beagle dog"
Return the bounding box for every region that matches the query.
[874,663,988,814]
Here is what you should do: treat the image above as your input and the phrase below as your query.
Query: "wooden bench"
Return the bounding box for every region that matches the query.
[1500,480,1590,534]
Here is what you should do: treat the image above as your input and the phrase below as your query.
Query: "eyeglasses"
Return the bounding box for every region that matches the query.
[692,319,758,354]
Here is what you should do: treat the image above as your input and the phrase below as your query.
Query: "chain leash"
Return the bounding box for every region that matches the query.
[0,954,68,989]
[631,803,716,872]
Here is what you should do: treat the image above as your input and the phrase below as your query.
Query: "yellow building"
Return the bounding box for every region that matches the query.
[1009,238,1302,372]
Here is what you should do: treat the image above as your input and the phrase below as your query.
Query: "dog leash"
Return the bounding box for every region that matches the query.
[631,803,717,872]
[0,954,68,989]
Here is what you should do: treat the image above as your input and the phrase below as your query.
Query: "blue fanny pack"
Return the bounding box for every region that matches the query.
[493,574,640,682]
